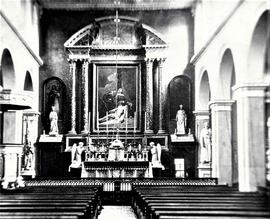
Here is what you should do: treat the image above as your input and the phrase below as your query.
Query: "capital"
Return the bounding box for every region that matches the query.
[68,58,77,64]
[145,58,154,64]
[157,58,166,66]
[209,99,235,111]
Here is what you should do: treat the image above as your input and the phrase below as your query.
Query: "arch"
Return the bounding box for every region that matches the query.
[168,75,192,133]
[24,71,33,91]
[64,16,167,48]
[247,11,270,81]
[219,48,235,99]
[0,49,15,89]
[198,71,211,110]
[43,77,66,133]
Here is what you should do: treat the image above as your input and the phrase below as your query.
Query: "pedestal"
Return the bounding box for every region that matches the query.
[152,168,162,178]
[0,144,24,189]
[170,134,197,178]
[37,140,64,177]
[170,134,195,143]
[198,163,212,178]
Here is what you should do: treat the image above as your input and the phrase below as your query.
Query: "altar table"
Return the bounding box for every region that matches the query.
[81,161,151,178]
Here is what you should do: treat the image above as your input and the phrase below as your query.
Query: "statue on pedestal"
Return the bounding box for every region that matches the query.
[176,104,187,135]
[150,142,164,169]
[49,105,58,135]
[199,122,212,164]
[70,142,85,169]
[23,141,34,170]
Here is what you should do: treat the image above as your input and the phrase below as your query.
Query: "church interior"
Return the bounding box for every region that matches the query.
[0,0,270,218]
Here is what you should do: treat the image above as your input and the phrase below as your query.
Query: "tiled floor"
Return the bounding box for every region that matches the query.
[98,205,137,219]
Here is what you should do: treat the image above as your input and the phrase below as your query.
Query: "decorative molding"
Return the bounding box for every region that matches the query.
[64,17,168,56]
[232,83,268,98]
[209,99,235,111]
[39,0,194,11]
[0,89,33,110]
[0,11,43,66]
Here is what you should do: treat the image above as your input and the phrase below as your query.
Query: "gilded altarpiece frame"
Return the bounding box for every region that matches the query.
[92,63,141,133]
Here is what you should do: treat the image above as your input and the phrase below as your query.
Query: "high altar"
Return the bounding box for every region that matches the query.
[38,13,197,179]
[57,15,170,178]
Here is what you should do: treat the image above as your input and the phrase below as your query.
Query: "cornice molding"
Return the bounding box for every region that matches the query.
[39,0,194,11]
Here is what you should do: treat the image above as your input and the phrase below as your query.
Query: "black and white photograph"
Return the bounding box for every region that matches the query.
[0,0,269,218]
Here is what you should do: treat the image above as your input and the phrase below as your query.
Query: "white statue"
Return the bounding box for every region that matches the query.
[150,142,164,169]
[99,100,128,125]
[199,122,212,164]
[150,142,158,162]
[23,142,34,170]
[157,143,162,162]
[176,104,187,135]
[70,142,85,169]
[49,105,58,135]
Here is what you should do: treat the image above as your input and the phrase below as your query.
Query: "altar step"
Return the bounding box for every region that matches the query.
[98,206,137,219]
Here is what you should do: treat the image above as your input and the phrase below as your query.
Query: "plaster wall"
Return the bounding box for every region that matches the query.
[195,0,269,109]
[194,0,269,191]
[0,16,40,111]
[0,0,40,55]
[194,0,242,54]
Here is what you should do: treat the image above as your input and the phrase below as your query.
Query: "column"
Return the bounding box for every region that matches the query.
[233,84,266,191]
[68,60,77,134]
[81,59,89,134]
[0,145,23,188]
[157,58,166,134]
[209,100,234,186]
[145,58,154,134]
[266,117,270,183]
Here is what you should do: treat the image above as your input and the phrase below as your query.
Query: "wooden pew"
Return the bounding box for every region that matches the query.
[132,185,270,219]
[0,185,102,219]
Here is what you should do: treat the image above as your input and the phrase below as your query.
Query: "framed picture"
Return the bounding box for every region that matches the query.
[93,64,141,132]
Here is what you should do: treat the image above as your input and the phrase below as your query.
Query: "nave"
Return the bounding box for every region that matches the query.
[98,206,136,219]
[0,178,269,219]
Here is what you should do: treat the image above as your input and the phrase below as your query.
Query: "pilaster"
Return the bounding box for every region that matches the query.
[157,58,166,134]
[233,84,267,191]
[209,100,234,186]
[266,117,270,183]
[68,60,77,134]
[145,58,154,134]
[81,59,89,134]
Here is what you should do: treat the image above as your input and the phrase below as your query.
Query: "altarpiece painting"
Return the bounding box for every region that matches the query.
[93,64,141,132]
